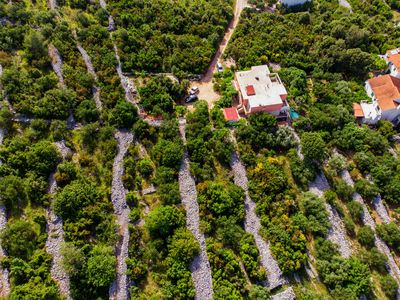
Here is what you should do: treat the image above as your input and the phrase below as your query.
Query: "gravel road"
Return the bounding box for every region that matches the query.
[229,138,286,289]
[46,141,72,300]
[109,130,133,300]
[178,120,214,300]
[341,169,400,291]
[48,44,65,88]
[309,173,352,258]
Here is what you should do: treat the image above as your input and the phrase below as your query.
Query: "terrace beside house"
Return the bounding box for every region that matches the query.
[223,65,290,124]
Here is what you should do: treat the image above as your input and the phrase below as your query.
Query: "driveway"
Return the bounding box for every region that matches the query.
[188,0,248,109]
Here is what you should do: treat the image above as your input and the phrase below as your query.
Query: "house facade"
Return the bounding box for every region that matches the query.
[354,75,400,125]
[234,65,290,122]
[385,48,400,78]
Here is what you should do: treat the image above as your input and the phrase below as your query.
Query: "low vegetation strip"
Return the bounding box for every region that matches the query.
[178,120,214,300]
[46,142,72,300]
[230,142,287,289]
[309,173,352,258]
[341,169,400,286]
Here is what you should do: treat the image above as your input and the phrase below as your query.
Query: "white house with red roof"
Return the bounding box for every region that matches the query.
[233,65,290,123]
[354,74,400,125]
[384,48,400,78]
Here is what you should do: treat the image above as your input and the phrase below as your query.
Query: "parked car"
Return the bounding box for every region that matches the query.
[189,86,199,95]
[217,62,223,72]
[185,94,198,103]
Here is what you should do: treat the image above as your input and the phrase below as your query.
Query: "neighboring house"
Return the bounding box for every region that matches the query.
[353,75,400,125]
[281,0,310,6]
[235,65,290,122]
[384,48,400,78]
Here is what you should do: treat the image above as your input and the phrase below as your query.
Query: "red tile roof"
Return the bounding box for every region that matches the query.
[353,103,364,117]
[388,55,400,70]
[387,49,400,69]
[245,85,256,96]
[223,107,240,122]
[368,75,400,111]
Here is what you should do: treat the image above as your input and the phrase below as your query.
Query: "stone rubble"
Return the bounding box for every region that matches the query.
[75,37,103,111]
[271,287,296,300]
[309,173,352,258]
[178,120,214,300]
[0,65,10,299]
[48,0,57,10]
[113,45,136,106]
[48,44,65,88]
[372,194,391,224]
[229,136,287,289]
[46,141,72,300]
[109,130,133,300]
[341,169,400,294]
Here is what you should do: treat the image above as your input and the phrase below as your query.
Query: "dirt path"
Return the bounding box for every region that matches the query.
[178,119,214,300]
[46,142,72,300]
[109,130,133,300]
[189,0,248,108]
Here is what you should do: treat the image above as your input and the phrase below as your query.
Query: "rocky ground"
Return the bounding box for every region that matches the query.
[309,173,352,258]
[75,37,103,111]
[46,141,72,300]
[48,0,57,10]
[0,65,10,299]
[109,130,133,300]
[48,44,65,88]
[229,137,287,289]
[341,169,400,292]
[271,287,296,300]
[178,120,214,300]
[372,195,391,224]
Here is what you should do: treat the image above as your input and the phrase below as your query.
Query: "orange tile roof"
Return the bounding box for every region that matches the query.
[387,48,400,69]
[353,103,364,117]
[245,85,256,96]
[368,75,400,111]
[223,107,240,121]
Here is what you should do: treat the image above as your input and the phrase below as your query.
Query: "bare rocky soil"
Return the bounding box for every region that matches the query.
[109,131,133,300]
[46,142,72,300]
[229,135,286,289]
[48,44,65,88]
[178,120,214,300]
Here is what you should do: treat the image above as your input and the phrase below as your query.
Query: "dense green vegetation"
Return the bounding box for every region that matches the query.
[1,0,400,299]
[108,0,234,75]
